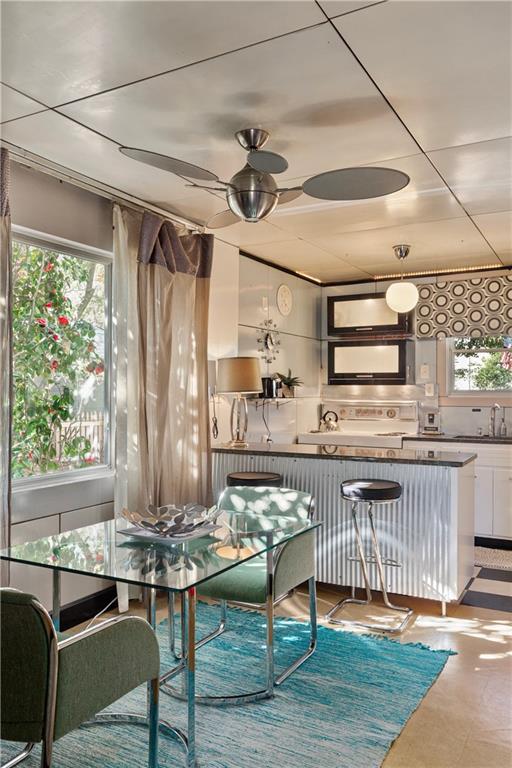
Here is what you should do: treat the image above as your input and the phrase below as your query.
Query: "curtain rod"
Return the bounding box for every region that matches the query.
[2,140,205,233]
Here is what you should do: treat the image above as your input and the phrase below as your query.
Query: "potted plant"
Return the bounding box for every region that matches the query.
[276,369,303,398]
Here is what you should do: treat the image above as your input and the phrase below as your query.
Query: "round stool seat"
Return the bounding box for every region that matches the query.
[226,471,283,487]
[341,479,402,502]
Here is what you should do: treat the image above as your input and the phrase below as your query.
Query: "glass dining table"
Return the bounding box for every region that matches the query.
[0,507,320,767]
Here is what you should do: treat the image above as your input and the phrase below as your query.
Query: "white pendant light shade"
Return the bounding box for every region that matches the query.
[385,281,419,313]
[385,244,419,313]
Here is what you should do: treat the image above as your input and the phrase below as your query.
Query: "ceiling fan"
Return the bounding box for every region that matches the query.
[119,127,410,229]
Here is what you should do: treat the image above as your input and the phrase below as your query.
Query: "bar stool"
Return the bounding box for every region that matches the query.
[226,471,283,487]
[326,479,414,634]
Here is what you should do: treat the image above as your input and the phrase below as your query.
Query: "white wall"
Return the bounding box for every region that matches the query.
[208,252,323,443]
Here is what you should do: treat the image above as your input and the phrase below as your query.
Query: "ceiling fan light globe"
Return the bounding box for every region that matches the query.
[385,281,419,313]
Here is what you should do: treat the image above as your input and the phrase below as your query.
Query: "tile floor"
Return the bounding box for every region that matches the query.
[96,578,512,768]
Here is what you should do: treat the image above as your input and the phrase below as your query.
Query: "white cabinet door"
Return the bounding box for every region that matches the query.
[475,467,494,536]
[493,468,512,538]
[60,503,114,606]
[10,515,59,609]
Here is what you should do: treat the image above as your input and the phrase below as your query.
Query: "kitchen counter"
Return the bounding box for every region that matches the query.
[213,442,476,467]
[213,442,475,608]
[404,434,512,446]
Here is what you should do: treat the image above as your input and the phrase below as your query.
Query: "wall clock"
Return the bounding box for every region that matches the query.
[277,284,293,316]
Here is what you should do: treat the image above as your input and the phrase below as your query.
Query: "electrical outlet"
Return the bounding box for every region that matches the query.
[425,382,435,397]
[420,364,430,379]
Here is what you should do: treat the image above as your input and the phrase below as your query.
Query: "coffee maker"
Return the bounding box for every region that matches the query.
[423,410,441,434]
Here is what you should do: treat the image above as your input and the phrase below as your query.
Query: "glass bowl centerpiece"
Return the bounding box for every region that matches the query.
[121,503,219,538]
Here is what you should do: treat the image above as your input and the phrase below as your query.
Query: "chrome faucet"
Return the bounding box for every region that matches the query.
[489,403,501,437]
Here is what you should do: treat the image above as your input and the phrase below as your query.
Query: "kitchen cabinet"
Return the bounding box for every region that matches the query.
[474,467,494,536]
[328,339,415,385]
[327,293,412,337]
[493,468,512,537]
[405,440,511,539]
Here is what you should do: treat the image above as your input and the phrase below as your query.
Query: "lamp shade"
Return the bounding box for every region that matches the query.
[216,357,262,394]
[385,281,419,313]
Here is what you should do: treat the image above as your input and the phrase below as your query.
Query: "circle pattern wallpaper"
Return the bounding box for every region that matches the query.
[416,274,512,338]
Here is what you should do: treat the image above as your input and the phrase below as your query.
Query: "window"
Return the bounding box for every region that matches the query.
[448,336,512,393]
[12,236,111,480]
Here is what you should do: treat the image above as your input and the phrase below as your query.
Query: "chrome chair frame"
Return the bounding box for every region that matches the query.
[161,493,318,706]
[1,596,159,768]
[326,499,414,635]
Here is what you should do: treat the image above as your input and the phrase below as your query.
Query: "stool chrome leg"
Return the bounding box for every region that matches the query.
[325,502,374,624]
[326,500,414,634]
[367,505,414,634]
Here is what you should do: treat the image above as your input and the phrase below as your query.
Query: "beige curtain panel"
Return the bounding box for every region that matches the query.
[0,148,12,584]
[137,212,214,509]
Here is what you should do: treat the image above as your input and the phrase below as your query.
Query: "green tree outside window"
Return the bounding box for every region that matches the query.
[12,240,109,479]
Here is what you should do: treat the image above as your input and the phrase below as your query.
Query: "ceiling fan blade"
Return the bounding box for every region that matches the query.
[302,167,410,201]
[247,149,289,174]
[119,146,218,182]
[206,210,240,229]
[277,188,303,205]
[185,183,229,192]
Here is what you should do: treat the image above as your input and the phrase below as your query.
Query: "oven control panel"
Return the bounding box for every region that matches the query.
[323,401,418,421]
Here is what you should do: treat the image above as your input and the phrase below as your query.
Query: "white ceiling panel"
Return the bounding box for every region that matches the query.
[60,24,417,184]
[428,138,512,216]
[1,1,324,107]
[1,110,220,221]
[317,1,385,18]
[243,238,372,281]
[472,211,512,263]
[271,153,464,237]
[336,1,512,151]
[0,84,45,123]
[310,216,498,273]
[212,219,292,248]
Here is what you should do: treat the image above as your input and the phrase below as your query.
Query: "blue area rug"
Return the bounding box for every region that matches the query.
[1,602,454,768]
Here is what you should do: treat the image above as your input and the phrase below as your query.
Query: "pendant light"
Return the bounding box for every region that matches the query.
[385,244,419,313]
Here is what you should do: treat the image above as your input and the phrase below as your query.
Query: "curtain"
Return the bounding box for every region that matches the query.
[137,212,214,508]
[0,148,12,585]
[113,206,213,607]
[113,205,143,610]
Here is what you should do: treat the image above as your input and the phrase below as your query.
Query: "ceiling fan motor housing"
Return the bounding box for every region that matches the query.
[227,164,278,222]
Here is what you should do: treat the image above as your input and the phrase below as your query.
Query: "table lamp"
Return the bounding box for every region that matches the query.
[217,357,262,447]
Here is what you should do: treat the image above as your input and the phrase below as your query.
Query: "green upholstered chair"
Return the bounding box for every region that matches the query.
[165,486,317,703]
[0,589,160,768]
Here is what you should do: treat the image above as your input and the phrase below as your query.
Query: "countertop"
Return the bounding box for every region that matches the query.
[403,434,512,445]
[213,443,476,467]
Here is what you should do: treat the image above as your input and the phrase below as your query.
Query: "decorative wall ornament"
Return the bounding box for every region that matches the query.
[416,274,512,338]
[257,319,281,363]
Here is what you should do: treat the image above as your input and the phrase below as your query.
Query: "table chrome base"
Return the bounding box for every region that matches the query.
[162,576,317,706]
[326,500,414,636]
[81,713,188,754]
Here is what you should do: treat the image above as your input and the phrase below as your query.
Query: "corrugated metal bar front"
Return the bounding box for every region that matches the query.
[212,451,455,601]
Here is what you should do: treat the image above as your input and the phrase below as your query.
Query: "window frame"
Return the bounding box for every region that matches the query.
[446,336,512,396]
[11,225,114,490]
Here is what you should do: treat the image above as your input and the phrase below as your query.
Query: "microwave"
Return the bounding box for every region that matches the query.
[327,339,415,385]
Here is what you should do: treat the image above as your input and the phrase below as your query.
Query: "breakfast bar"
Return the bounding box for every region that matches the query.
[213,444,477,611]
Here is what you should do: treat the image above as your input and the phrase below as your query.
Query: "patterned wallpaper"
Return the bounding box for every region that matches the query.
[416,273,512,338]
